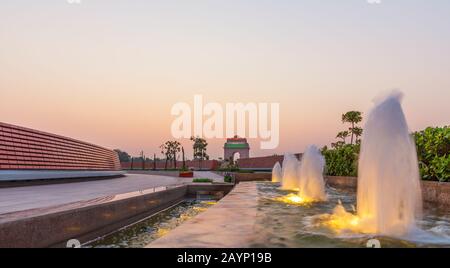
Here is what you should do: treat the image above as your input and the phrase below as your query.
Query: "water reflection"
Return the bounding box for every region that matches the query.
[255,182,450,248]
[85,200,215,248]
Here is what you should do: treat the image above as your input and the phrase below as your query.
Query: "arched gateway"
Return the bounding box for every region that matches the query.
[224,136,250,161]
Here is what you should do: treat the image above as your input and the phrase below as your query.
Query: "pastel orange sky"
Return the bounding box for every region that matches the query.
[1,1,449,159]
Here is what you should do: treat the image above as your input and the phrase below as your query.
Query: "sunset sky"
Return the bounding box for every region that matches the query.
[1,0,449,159]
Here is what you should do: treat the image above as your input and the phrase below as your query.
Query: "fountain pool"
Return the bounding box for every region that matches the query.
[252,182,450,248]
[84,200,216,248]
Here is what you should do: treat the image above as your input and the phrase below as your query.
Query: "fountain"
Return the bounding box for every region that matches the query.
[298,145,327,201]
[318,91,423,237]
[232,90,449,247]
[272,162,282,183]
[275,146,327,204]
[280,153,300,190]
[356,91,422,236]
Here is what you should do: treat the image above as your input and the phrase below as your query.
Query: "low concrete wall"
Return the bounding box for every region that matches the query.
[325,176,358,189]
[0,170,126,182]
[421,181,450,205]
[326,176,450,205]
[186,183,234,198]
[0,171,126,188]
[127,170,180,177]
[234,172,271,183]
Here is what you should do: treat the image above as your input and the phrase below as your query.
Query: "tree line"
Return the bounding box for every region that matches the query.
[114,136,209,170]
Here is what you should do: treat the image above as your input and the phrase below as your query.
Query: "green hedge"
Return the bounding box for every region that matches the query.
[224,173,233,183]
[192,178,213,183]
[414,126,450,182]
[321,144,359,177]
[322,126,449,182]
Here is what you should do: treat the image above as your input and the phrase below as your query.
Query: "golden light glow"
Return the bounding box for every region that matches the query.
[193,207,208,213]
[202,201,217,206]
[313,203,376,234]
[274,193,316,205]
[156,228,170,237]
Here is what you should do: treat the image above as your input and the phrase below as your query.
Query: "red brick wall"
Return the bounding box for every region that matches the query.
[121,159,219,170]
[237,154,302,169]
[0,122,121,170]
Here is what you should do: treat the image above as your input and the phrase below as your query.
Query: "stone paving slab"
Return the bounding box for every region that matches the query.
[0,170,125,181]
[0,171,224,216]
[147,182,258,248]
[0,173,195,215]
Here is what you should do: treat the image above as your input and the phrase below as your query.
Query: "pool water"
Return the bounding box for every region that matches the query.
[251,182,450,248]
[85,200,215,248]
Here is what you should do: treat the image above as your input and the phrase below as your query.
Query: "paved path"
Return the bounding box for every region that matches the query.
[0,170,125,181]
[0,172,223,215]
[193,171,224,182]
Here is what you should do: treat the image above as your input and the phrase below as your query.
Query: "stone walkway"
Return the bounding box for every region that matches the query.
[0,172,223,215]
[0,170,124,181]
[147,182,258,248]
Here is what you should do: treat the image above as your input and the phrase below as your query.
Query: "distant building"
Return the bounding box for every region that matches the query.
[224,136,250,161]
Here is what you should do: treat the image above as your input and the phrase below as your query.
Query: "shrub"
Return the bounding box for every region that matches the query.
[224,173,233,183]
[180,166,189,172]
[414,126,450,182]
[321,144,359,177]
[192,178,213,183]
[323,126,449,181]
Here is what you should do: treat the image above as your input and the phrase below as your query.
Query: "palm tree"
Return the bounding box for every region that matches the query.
[351,127,363,144]
[336,131,350,144]
[342,111,363,144]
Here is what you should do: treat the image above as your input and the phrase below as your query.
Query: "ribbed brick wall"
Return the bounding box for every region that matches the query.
[0,122,121,170]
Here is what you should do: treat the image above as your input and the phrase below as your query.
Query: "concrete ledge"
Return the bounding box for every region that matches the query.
[0,170,126,188]
[127,170,180,177]
[325,176,358,189]
[421,180,450,205]
[186,183,234,199]
[326,176,450,206]
[148,182,258,248]
[0,170,125,181]
[234,172,271,183]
